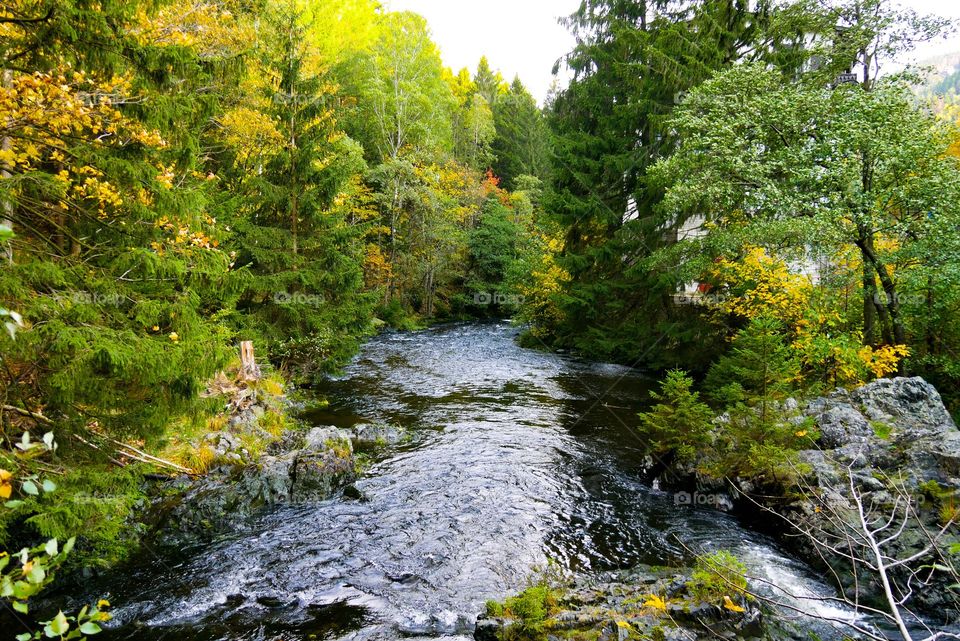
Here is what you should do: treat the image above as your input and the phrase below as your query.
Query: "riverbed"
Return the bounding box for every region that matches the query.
[92,322,859,640]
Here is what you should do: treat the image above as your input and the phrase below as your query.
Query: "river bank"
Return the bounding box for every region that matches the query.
[647,376,960,633]
[36,323,946,641]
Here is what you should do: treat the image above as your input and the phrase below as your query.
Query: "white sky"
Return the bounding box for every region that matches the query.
[386,0,960,105]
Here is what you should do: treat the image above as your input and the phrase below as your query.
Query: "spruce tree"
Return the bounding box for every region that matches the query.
[220,1,374,380]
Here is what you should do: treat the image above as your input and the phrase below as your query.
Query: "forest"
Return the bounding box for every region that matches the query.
[2,0,960,639]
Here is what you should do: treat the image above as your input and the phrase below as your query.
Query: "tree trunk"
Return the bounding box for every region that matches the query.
[1,69,14,264]
[862,260,876,346]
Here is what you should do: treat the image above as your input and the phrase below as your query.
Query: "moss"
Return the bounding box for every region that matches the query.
[486,599,505,618]
[487,584,562,640]
[325,438,353,461]
[870,420,893,440]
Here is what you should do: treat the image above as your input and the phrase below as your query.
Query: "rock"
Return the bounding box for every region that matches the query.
[349,422,406,448]
[851,377,955,436]
[304,426,351,452]
[473,617,501,641]
[291,450,356,502]
[815,403,872,448]
[598,620,630,641]
[153,429,358,545]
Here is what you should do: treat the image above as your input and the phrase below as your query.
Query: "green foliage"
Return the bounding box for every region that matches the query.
[538,0,791,369]
[492,78,551,188]
[701,317,809,480]
[488,584,560,641]
[460,197,522,316]
[706,317,800,414]
[686,550,748,604]
[637,370,714,463]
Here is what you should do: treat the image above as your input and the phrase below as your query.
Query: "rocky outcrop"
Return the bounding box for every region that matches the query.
[785,377,960,618]
[477,567,769,641]
[655,377,960,622]
[151,422,404,546]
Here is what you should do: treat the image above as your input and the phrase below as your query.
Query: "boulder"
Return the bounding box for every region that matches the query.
[851,377,955,437]
[813,403,872,448]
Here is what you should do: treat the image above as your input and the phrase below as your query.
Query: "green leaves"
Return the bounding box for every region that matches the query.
[44,611,69,638]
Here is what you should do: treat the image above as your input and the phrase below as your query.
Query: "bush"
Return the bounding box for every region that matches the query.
[686,550,748,604]
[638,370,714,463]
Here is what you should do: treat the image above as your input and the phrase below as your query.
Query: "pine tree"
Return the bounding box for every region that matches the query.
[220,0,374,380]
[542,0,792,368]
[491,78,551,188]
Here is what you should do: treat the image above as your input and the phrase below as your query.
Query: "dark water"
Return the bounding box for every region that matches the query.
[84,322,860,640]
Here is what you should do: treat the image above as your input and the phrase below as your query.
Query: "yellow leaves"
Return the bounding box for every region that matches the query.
[155,164,176,189]
[153,216,218,252]
[219,107,283,165]
[708,245,813,329]
[131,1,256,59]
[0,469,12,499]
[722,596,745,613]
[858,344,910,379]
[642,594,667,612]
[363,243,392,289]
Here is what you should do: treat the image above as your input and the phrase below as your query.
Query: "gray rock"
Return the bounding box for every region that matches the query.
[851,377,956,436]
[815,403,872,448]
[350,422,405,447]
[304,426,351,452]
[598,620,630,641]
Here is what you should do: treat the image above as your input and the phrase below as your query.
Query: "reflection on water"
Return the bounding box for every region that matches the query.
[82,322,859,640]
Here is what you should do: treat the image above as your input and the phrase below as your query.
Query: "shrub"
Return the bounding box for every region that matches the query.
[638,370,714,463]
[686,550,748,604]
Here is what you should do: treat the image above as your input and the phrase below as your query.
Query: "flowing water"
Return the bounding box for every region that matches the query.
[84,322,864,640]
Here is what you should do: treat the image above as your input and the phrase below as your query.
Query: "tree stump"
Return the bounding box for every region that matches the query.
[240,340,261,381]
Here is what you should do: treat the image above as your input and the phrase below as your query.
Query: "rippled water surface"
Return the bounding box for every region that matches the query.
[86,322,856,640]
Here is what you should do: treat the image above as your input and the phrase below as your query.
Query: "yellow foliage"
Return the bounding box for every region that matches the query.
[219,107,284,166]
[642,594,667,612]
[707,245,813,328]
[518,234,570,332]
[0,67,166,220]
[858,344,910,379]
[722,596,745,613]
[363,243,393,290]
[131,0,256,59]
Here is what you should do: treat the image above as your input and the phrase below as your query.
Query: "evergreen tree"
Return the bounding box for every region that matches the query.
[221,0,374,379]
[473,56,506,108]
[491,78,551,188]
[541,0,795,369]
[638,370,714,464]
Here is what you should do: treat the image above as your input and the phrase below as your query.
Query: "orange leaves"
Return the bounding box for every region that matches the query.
[153,216,219,253]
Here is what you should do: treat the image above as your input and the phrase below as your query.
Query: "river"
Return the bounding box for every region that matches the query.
[91,321,861,640]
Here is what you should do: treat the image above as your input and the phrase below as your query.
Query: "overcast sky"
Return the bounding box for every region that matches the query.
[385,0,960,105]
